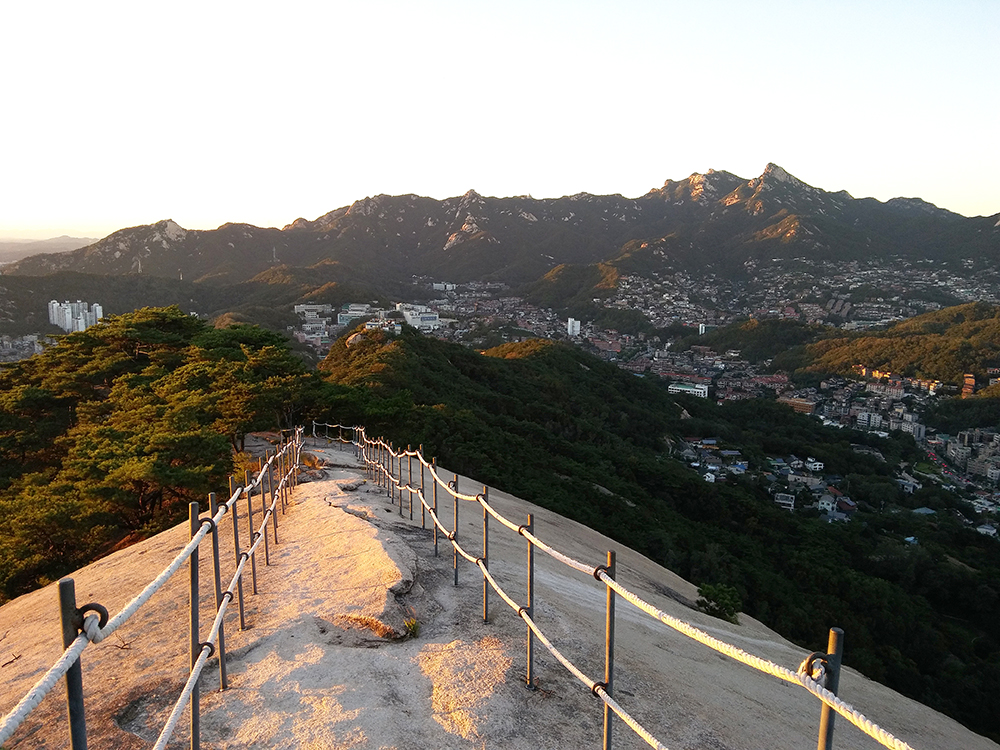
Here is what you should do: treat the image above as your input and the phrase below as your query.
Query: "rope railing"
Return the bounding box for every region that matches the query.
[0,428,304,750]
[350,425,917,750]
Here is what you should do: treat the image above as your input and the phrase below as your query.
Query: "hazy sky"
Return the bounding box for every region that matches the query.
[2,0,997,239]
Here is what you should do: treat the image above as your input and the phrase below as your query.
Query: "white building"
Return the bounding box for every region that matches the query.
[48,300,103,332]
[774,493,796,511]
[667,383,709,398]
[337,304,372,326]
[567,317,581,337]
[396,303,441,331]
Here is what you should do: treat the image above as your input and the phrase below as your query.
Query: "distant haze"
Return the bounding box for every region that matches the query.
[1,1,997,238]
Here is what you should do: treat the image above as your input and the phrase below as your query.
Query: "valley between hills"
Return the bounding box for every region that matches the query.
[2,165,1000,741]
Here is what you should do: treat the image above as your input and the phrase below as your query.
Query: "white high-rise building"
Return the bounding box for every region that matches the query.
[48,300,104,333]
[567,317,581,336]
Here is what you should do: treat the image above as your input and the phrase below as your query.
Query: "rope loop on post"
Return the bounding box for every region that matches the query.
[593,564,611,582]
[199,642,216,658]
[200,518,216,533]
[78,603,109,642]
[591,680,609,698]
[222,590,235,603]
[799,652,829,685]
[76,602,109,632]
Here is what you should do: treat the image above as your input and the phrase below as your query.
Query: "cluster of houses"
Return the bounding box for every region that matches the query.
[291,302,445,350]
[679,438,748,481]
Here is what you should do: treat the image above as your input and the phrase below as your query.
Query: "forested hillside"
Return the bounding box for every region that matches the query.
[318,327,1000,740]
[3,312,999,740]
[0,307,312,599]
[774,302,1000,382]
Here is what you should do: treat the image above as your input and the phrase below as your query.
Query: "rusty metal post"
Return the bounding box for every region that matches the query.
[189,502,201,750]
[453,474,459,586]
[244,470,258,595]
[482,486,489,623]
[257,459,270,566]
[208,493,228,690]
[408,445,414,521]
[433,457,439,557]
[602,551,617,750]
[525,514,535,690]
[58,578,88,749]
[817,627,844,750]
[420,445,426,529]
[228,476,246,630]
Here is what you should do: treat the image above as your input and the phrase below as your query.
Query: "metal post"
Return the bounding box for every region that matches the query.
[244,470,258,595]
[453,474,459,587]
[432,458,439,557]
[229,476,246,630]
[282,446,289,509]
[267,453,279,537]
[258,459,270,566]
[817,627,844,750]
[395,445,403,515]
[420,445,426,530]
[267,457,285,528]
[603,550,616,750]
[208,493,228,690]
[58,578,88,749]
[525,514,535,690]
[482,486,489,623]
[408,445,413,521]
[189,502,201,750]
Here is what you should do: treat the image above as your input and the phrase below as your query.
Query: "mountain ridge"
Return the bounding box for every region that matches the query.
[6,165,998,287]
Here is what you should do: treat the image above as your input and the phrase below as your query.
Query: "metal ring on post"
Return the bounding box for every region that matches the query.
[75,602,109,630]
[200,518,216,532]
[593,564,610,582]
[591,680,608,698]
[799,652,829,682]
[517,524,530,536]
[223,590,235,603]
[239,552,250,564]
[199,642,216,658]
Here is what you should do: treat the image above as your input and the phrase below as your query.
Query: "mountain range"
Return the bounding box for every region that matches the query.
[6,164,999,290]
[0,235,97,264]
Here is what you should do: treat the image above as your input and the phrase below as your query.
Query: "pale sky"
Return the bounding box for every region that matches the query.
[2,0,997,239]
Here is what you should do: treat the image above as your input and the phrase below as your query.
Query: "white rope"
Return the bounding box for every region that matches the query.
[478,495,522,533]
[520,610,596,690]
[594,686,671,750]
[477,561,521,613]
[596,572,915,750]
[0,627,92,745]
[521,528,597,576]
[151,645,212,750]
[359,432,918,750]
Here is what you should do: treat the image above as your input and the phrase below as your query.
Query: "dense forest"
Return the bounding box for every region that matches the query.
[317,327,1000,741]
[0,307,315,598]
[679,302,1000,386]
[2,310,999,740]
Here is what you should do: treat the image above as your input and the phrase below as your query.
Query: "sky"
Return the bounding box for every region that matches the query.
[2,0,997,239]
